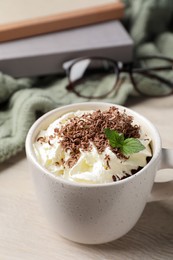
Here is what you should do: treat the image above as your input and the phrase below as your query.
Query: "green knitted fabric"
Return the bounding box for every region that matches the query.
[0,0,173,162]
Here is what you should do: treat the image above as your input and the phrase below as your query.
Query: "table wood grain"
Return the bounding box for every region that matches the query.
[0,96,173,260]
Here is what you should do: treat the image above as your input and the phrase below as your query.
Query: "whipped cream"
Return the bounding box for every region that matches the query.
[34,109,152,184]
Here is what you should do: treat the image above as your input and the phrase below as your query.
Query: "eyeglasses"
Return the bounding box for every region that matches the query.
[63,56,173,99]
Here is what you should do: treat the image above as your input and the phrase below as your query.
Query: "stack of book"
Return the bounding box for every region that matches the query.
[0,0,133,77]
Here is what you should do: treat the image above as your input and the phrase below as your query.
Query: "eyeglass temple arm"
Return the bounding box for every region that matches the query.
[121,65,172,73]
[133,66,173,72]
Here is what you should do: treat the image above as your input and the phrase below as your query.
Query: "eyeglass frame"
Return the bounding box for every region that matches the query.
[63,55,173,99]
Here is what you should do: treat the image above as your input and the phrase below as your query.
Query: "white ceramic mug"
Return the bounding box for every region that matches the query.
[25,102,173,244]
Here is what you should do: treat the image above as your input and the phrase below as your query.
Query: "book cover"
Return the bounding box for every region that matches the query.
[0,21,133,77]
[0,0,124,42]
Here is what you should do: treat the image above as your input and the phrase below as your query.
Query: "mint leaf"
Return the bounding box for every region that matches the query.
[104,128,145,156]
[121,138,145,155]
[104,128,124,148]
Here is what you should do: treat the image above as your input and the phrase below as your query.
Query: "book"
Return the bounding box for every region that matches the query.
[0,21,133,77]
[0,0,124,42]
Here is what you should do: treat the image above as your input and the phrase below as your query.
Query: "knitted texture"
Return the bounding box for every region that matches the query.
[0,0,173,162]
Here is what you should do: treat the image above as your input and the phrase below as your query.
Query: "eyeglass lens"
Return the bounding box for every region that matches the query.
[69,58,118,98]
[132,57,173,96]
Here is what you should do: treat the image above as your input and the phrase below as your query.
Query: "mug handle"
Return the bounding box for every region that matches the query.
[148,148,173,202]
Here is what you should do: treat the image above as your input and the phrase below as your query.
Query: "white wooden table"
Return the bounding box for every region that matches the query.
[0,96,173,260]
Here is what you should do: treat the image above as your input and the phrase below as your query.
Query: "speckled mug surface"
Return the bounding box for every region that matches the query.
[25,102,171,244]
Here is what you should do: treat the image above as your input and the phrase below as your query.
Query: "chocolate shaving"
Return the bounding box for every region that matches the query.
[112,175,116,182]
[105,154,111,169]
[54,107,140,167]
[37,136,47,143]
[48,140,53,146]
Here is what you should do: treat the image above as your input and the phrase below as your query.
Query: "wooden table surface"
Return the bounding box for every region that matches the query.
[0,96,173,260]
